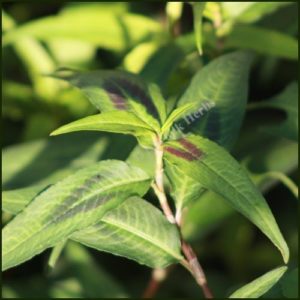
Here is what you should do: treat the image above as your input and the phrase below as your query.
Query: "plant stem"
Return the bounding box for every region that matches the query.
[153,136,176,224]
[152,135,213,299]
[181,241,213,299]
[142,268,170,298]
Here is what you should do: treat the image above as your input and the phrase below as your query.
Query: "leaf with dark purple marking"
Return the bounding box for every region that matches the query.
[2,160,151,271]
[50,69,164,132]
[170,51,253,150]
[164,134,289,263]
[164,146,196,161]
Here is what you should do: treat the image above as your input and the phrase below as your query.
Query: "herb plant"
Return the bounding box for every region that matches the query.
[2,2,298,298]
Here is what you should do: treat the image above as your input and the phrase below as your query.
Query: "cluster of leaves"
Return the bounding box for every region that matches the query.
[2,2,298,298]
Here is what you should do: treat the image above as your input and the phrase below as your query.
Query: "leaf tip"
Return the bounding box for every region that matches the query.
[49,129,61,136]
[282,246,290,265]
[197,46,203,56]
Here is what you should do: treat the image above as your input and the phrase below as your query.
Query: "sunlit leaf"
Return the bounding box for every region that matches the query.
[164,135,289,263]
[229,266,287,298]
[72,197,183,268]
[50,69,161,132]
[2,160,150,271]
[161,103,197,138]
[50,111,156,148]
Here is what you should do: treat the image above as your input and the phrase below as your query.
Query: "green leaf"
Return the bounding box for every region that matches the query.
[225,25,298,60]
[61,2,129,15]
[3,183,50,215]
[126,145,155,177]
[72,197,183,268]
[166,51,252,210]
[165,163,205,210]
[2,133,136,215]
[161,103,198,138]
[222,2,292,24]
[252,82,298,141]
[181,124,298,242]
[2,10,160,51]
[2,10,15,31]
[48,240,66,268]
[164,135,289,263]
[192,2,206,55]
[50,111,156,148]
[166,2,184,30]
[47,39,96,67]
[229,266,287,298]
[2,132,109,189]
[182,190,233,241]
[148,83,168,124]
[2,160,150,271]
[50,69,161,132]
[123,41,160,74]
[171,51,253,150]
[140,43,186,90]
[3,191,183,268]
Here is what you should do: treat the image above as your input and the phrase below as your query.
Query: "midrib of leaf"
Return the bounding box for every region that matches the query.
[101,217,183,261]
[52,116,155,134]
[3,176,150,257]
[197,160,282,247]
[164,151,288,262]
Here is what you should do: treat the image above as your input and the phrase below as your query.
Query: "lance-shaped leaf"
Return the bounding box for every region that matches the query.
[3,190,183,268]
[72,197,183,268]
[50,111,156,148]
[229,266,287,298]
[163,135,289,263]
[50,69,163,132]
[2,160,151,271]
[161,103,198,138]
[183,133,298,242]
[167,51,252,209]
[170,51,253,150]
